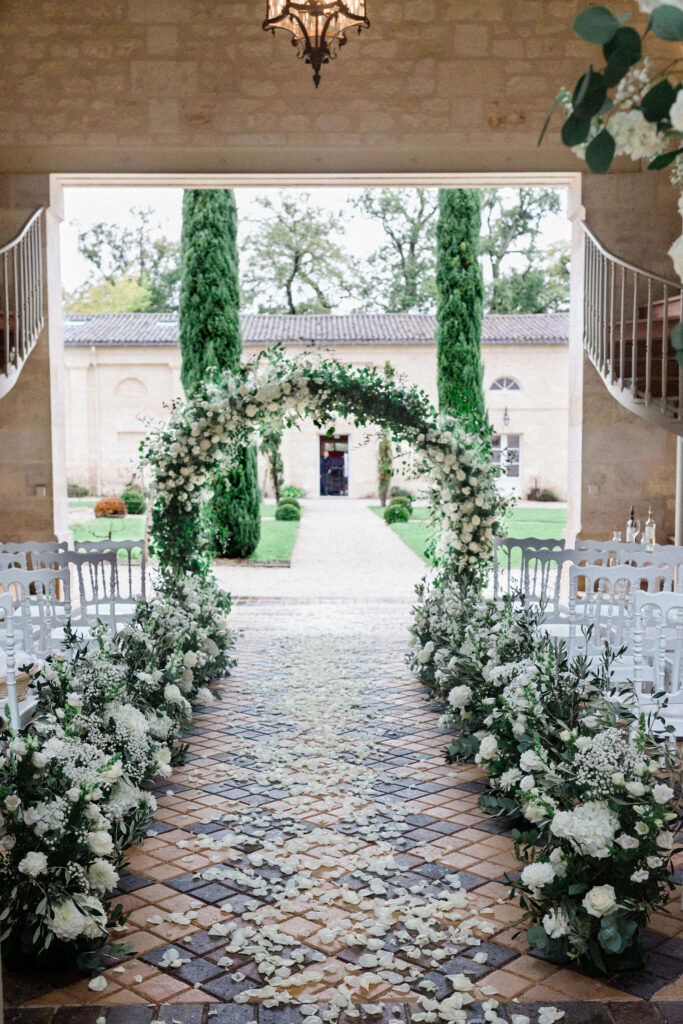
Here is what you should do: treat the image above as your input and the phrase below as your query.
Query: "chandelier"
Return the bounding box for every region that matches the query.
[263,1,370,88]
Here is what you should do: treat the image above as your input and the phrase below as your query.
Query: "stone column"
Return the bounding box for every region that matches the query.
[0,173,67,543]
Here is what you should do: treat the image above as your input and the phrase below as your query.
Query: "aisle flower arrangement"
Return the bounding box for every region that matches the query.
[0,572,235,968]
[410,580,682,972]
[142,349,507,582]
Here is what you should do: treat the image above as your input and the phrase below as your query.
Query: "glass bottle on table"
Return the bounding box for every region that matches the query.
[626,506,640,543]
[644,505,656,552]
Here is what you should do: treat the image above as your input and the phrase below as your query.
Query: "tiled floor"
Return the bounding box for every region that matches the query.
[4,602,683,1024]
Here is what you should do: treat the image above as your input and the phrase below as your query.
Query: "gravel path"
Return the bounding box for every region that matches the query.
[212,499,426,603]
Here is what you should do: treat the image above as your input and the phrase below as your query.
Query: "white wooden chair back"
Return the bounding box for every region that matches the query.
[493,536,566,601]
[0,591,20,728]
[74,538,146,603]
[518,548,578,620]
[0,567,72,657]
[50,551,118,630]
[632,590,683,738]
[617,546,683,592]
[568,562,674,657]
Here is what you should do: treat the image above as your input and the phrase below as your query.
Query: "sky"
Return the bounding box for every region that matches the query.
[60,186,572,302]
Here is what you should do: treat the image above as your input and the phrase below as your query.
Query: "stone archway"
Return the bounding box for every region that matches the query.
[142,349,507,582]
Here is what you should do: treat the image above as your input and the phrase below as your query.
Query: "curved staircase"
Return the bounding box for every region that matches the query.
[583,225,683,433]
[0,208,44,400]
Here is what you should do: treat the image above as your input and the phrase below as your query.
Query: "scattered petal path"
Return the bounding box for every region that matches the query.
[4,601,683,1024]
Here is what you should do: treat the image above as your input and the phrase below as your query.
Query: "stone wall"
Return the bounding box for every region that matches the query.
[0,0,661,177]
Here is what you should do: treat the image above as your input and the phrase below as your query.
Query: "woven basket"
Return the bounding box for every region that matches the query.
[0,672,31,703]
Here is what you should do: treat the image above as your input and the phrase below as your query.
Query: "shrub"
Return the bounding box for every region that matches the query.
[67,483,89,498]
[385,503,411,524]
[275,502,301,521]
[94,497,126,518]
[277,497,300,511]
[212,446,261,558]
[281,485,305,499]
[389,496,412,511]
[120,489,146,515]
[390,485,412,500]
[538,488,560,502]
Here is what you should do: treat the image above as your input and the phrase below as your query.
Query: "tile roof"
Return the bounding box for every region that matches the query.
[63,311,569,347]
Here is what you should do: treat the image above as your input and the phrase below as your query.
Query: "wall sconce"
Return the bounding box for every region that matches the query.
[503,407,510,427]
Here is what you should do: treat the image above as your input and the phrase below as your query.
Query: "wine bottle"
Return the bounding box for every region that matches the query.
[626,506,638,543]
[644,505,656,552]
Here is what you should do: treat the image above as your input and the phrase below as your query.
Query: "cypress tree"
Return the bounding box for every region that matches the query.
[435,189,486,429]
[179,189,260,557]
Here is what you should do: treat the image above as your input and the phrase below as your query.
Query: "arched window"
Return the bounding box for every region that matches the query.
[490,376,521,392]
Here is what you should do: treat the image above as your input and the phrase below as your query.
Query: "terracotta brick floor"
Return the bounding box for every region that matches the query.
[4,602,683,1024]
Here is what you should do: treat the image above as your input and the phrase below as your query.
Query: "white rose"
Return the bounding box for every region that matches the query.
[652,783,674,805]
[626,781,646,797]
[657,830,674,850]
[32,751,49,769]
[520,775,536,793]
[448,685,471,710]
[183,651,198,669]
[647,856,663,868]
[66,691,82,707]
[66,786,81,802]
[18,851,48,877]
[520,749,543,773]
[582,884,617,918]
[615,834,639,850]
[87,830,114,857]
[9,738,27,758]
[478,734,499,761]
[631,869,650,882]
[4,795,20,811]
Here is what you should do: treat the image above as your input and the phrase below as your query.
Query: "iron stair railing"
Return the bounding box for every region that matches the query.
[0,208,44,400]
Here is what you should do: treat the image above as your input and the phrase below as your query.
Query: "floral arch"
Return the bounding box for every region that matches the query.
[142,349,507,580]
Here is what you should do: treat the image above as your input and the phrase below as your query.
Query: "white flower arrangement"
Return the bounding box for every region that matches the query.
[410,576,682,973]
[0,571,234,967]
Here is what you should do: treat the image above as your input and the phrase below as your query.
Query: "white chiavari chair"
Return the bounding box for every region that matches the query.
[493,536,566,601]
[50,550,118,631]
[74,538,146,607]
[0,591,20,729]
[632,590,683,738]
[567,563,674,659]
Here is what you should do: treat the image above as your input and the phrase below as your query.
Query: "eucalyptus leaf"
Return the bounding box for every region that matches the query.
[651,4,683,41]
[562,114,591,147]
[603,25,642,87]
[574,6,621,44]
[649,147,683,170]
[671,322,683,352]
[527,924,548,949]
[586,129,616,173]
[573,69,608,120]
[641,79,677,123]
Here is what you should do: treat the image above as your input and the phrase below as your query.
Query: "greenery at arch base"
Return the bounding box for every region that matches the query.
[142,348,508,582]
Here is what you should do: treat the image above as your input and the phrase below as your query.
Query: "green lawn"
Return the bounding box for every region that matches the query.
[371,505,567,565]
[71,515,146,559]
[248,518,300,563]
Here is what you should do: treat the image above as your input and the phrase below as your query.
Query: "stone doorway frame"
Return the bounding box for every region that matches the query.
[47,170,584,541]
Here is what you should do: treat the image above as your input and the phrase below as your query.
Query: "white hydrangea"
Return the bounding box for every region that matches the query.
[550,801,619,859]
[609,109,666,161]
